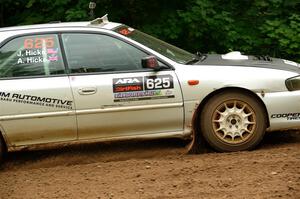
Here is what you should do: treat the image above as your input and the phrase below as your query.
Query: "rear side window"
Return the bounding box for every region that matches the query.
[0,34,65,78]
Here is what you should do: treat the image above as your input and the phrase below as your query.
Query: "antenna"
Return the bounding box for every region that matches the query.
[89,1,96,19]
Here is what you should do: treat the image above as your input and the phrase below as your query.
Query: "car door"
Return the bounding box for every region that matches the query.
[61,33,184,140]
[0,34,77,146]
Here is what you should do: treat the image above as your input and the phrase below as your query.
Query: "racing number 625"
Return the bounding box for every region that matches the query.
[146,77,171,90]
[24,37,54,49]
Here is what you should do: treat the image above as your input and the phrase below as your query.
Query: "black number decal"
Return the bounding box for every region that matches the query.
[144,75,174,90]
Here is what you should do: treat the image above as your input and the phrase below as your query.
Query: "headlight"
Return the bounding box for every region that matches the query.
[286,76,300,91]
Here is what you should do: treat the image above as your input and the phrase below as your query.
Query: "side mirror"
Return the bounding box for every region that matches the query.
[142,56,161,71]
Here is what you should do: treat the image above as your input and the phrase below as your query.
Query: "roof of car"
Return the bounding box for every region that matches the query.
[0,21,122,32]
[0,15,122,33]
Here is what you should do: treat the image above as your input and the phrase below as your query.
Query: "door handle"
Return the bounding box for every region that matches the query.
[78,87,97,95]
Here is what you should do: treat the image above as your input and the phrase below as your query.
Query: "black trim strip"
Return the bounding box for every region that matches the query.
[58,33,70,74]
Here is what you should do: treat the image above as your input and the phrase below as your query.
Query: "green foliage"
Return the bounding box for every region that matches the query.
[0,0,299,62]
[175,0,300,61]
[261,14,300,59]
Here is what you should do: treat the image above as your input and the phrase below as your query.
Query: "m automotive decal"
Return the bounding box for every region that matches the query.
[113,75,175,102]
[0,91,73,110]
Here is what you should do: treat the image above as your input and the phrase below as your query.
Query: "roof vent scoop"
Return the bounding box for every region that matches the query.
[90,14,109,25]
[221,51,248,60]
[254,55,272,62]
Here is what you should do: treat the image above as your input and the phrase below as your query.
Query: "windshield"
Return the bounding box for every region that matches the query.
[114,26,197,64]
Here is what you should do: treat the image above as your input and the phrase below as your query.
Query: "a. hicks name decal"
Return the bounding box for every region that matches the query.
[113,75,175,102]
[0,91,73,110]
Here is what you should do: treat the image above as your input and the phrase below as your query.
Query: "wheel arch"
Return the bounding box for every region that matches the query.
[192,87,270,136]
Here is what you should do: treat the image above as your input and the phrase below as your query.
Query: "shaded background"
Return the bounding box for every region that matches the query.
[1,0,299,62]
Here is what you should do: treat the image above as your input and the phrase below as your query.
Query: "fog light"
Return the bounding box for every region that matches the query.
[286,76,300,91]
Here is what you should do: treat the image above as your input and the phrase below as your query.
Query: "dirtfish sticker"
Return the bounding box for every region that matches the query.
[0,91,73,110]
[113,75,175,102]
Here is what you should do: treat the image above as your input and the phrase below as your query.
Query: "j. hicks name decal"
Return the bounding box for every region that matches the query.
[0,91,73,110]
[113,75,175,102]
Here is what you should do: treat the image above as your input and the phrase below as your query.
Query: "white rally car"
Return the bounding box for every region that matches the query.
[0,15,299,162]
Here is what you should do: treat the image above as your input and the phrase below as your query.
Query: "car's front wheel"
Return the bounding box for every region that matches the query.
[200,91,267,152]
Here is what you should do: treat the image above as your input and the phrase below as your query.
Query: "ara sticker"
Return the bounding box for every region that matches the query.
[112,75,175,102]
[113,77,143,93]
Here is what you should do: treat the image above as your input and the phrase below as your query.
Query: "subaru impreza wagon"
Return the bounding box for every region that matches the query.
[0,15,299,162]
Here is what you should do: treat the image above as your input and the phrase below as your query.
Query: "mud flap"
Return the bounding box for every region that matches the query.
[186,130,211,154]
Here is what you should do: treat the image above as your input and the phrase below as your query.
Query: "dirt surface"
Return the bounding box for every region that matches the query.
[0,130,299,199]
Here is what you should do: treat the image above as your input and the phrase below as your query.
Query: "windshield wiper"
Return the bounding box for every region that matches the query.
[185,57,200,65]
[185,52,207,65]
[196,51,207,62]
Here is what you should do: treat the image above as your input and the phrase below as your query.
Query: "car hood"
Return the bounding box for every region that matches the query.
[195,53,300,74]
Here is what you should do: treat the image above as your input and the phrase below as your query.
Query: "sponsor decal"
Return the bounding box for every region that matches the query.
[113,77,143,93]
[113,75,175,102]
[118,28,134,36]
[0,91,73,110]
[271,113,300,121]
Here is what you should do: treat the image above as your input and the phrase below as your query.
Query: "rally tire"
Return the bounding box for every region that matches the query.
[200,91,266,152]
[0,136,4,163]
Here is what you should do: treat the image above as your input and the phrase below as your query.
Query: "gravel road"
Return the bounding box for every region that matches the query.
[0,130,299,199]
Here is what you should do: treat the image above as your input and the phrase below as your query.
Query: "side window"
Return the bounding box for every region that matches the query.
[0,34,65,78]
[62,33,148,73]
